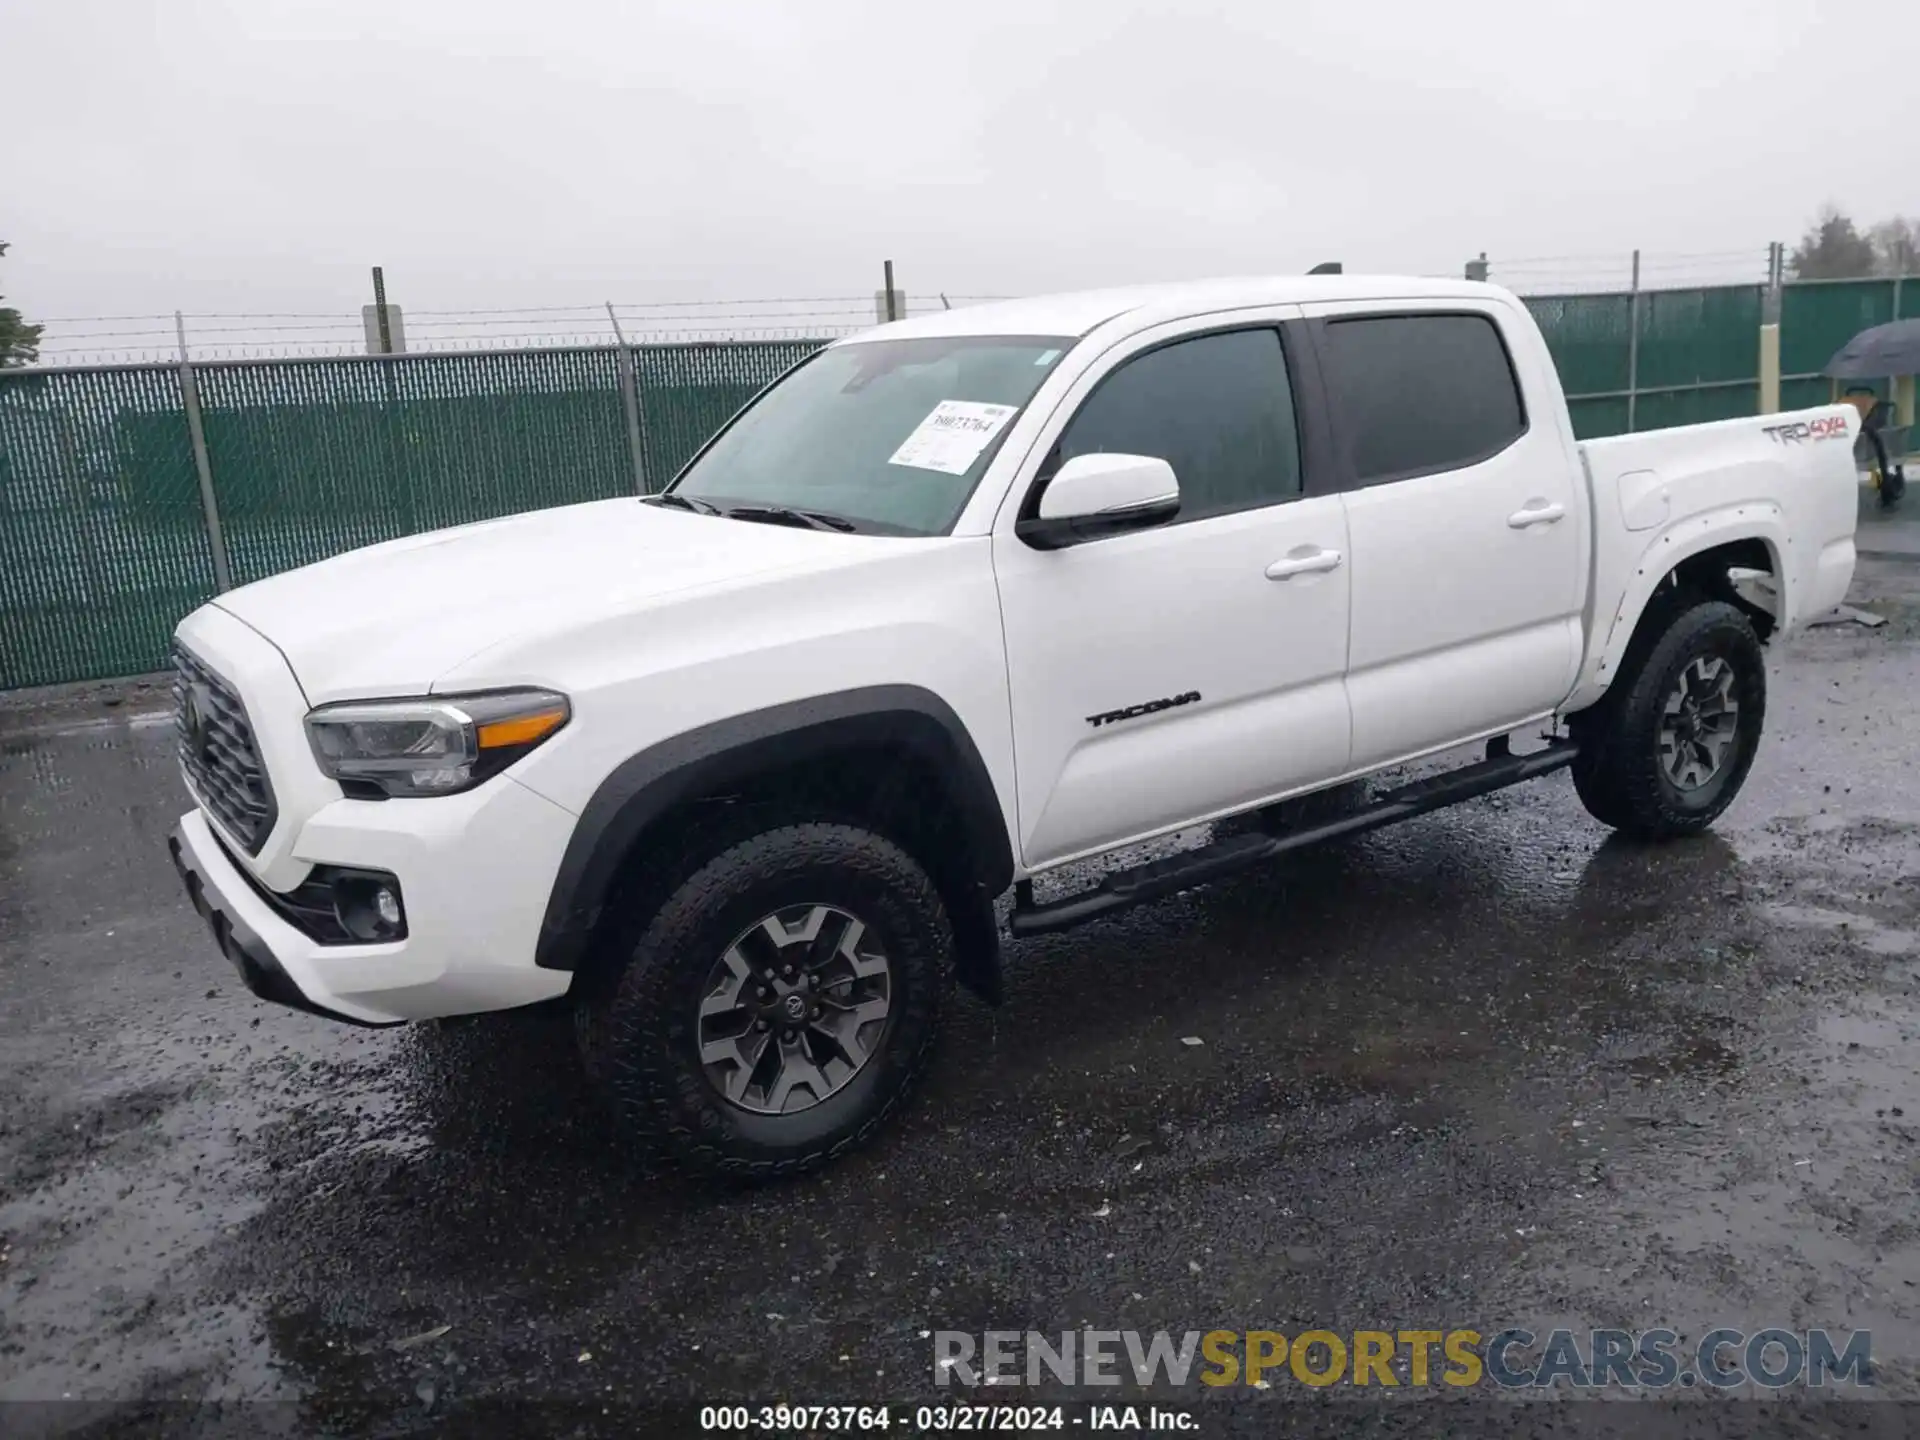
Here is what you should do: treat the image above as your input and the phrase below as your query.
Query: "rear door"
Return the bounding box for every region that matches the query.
[1303,303,1585,768]
[992,316,1353,868]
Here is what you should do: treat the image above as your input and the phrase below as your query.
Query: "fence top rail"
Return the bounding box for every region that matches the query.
[0,335,843,380]
[1519,281,1765,301]
[1779,273,1920,287]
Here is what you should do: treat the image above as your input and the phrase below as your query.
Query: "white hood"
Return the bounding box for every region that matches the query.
[212,499,871,700]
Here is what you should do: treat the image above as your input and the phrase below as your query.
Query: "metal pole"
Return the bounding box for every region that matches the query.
[372,266,392,354]
[884,260,897,322]
[606,302,649,494]
[1625,249,1641,434]
[176,312,233,591]
[1758,243,1784,416]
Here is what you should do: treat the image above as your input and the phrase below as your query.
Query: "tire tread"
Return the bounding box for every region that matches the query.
[576,822,951,1181]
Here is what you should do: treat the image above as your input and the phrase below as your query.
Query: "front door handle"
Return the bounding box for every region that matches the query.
[1265,548,1344,580]
[1508,500,1567,529]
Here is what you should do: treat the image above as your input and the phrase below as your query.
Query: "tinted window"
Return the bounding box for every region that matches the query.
[1322,313,1526,483]
[1050,328,1302,523]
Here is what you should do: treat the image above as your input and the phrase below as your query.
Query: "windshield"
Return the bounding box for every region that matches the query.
[668,334,1074,535]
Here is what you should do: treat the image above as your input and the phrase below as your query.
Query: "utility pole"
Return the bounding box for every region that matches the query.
[1465,252,1490,282]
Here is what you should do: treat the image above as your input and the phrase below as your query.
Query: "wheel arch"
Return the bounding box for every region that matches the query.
[1568,512,1789,715]
[536,685,1014,1004]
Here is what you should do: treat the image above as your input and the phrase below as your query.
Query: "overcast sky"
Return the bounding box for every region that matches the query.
[5,0,1918,351]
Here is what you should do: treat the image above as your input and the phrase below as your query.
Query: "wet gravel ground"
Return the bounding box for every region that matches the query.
[6,563,1920,1437]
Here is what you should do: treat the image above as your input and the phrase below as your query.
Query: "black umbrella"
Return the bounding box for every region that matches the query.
[1823,318,1920,379]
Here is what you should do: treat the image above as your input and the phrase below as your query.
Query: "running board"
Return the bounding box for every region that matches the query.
[1008,740,1578,937]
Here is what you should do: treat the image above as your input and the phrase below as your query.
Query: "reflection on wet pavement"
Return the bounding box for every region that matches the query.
[5,562,1920,1431]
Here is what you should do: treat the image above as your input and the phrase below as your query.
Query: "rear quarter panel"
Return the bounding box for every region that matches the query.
[1566,406,1858,713]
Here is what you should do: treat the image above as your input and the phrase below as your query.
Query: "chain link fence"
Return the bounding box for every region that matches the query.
[4,281,1919,690]
[0,340,816,689]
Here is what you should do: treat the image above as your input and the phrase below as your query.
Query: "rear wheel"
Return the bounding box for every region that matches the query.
[576,822,953,1179]
[1570,595,1766,839]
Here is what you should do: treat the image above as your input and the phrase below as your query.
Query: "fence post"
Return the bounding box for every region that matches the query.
[1895,274,1914,428]
[606,303,649,494]
[1625,250,1642,434]
[175,312,233,592]
[1758,242,1782,415]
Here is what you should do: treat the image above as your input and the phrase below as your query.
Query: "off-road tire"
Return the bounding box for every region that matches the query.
[575,823,953,1180]
[1570,594,1766,839]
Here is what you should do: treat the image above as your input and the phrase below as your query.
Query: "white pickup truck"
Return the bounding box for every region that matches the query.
[166,276,1860,1176]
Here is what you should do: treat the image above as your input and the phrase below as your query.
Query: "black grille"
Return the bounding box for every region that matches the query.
[172,645,278,854]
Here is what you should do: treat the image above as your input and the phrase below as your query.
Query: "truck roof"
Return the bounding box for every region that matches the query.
[842,275,1509,343]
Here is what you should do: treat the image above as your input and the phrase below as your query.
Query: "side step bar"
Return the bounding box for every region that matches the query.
[1008,739,1578,937]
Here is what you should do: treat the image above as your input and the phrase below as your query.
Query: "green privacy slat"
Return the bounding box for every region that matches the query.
[1632,384,1758,431]
[1529,286,1764,439]
[1635,286,1762,389]
[1565,395,1630,440]
[193,347,637,585]
[1525,293,1633,397]
[0,364,218,689]
[1,341,833,689]
[633,340,821,491]
[1780,281,1896,376]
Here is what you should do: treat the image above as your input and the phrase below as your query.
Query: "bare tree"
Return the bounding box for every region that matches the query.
[1869,216,1920,277]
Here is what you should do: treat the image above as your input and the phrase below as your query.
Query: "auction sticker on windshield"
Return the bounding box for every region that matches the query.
[888,400,1018,475]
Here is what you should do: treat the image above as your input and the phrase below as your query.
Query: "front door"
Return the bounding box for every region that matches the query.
[992,320,1353,869]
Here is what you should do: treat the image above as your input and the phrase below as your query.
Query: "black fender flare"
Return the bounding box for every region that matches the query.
[534,685,1013,1004]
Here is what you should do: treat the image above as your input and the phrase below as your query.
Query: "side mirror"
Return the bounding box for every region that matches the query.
[1016,453,1181,551]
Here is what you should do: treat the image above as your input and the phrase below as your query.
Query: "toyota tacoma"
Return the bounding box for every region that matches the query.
[167,276,1860,1176]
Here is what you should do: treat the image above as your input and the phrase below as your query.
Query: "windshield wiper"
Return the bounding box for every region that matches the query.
[643,492,723,515]
[721,504,859,533]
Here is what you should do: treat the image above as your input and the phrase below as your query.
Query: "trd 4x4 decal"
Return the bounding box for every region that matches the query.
[1762,417,1850,444]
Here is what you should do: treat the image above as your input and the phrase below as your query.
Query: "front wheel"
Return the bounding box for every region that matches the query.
[576,822,953,1179]
[1570,595,1766,840]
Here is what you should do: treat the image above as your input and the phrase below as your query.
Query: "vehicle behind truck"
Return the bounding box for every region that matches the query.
[166,275,1859,1176]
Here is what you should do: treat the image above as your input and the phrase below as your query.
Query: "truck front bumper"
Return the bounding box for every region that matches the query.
[169,789,577,1027]
[170,815,400,1028]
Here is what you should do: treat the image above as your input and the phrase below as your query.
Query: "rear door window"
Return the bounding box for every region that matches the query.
[1321,313,1527,484]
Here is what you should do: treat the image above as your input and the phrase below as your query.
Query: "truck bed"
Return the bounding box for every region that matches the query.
[1571,407,1859,700]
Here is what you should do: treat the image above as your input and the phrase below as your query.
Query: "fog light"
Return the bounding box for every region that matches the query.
[331,873,407,943]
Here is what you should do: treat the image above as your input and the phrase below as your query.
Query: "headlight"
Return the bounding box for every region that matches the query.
[305,689,570,798]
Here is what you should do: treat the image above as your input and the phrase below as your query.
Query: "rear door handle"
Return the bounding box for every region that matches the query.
[1508,501,1567,528]
[1265,548,1343,580]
